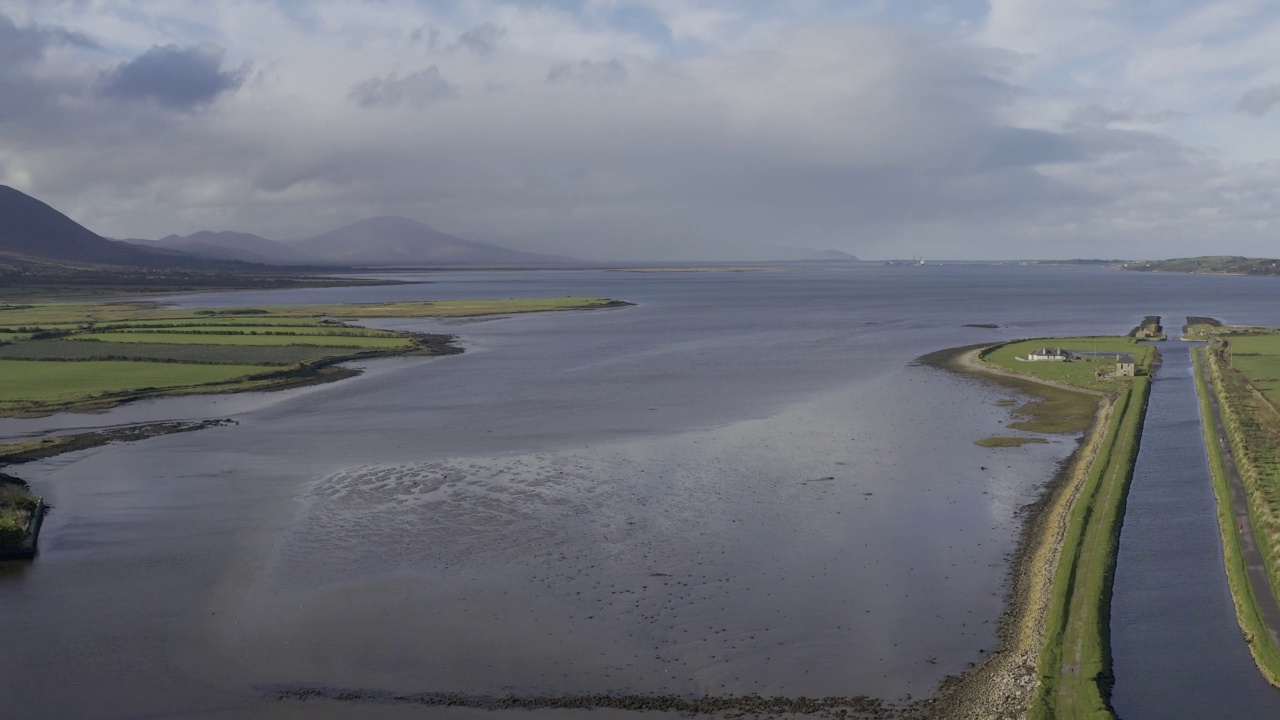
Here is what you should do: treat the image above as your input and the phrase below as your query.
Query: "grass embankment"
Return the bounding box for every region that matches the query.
[0,297,626,416]
[980,337,1152,720]
[1208,334,1280,601]
[1192,348,1280,685]
[1028,374,1147,720]
[1197,327,1280,685]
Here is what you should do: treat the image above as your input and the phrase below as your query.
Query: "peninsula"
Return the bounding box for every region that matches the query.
[924,328,1154,719]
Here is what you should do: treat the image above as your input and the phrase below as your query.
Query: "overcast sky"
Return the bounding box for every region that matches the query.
[3,1,1280,260]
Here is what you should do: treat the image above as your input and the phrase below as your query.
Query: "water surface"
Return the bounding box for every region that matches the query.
[5,266,1280,718]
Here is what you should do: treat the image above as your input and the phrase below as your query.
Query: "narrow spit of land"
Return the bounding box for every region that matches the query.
[1193,320,1280,683]
[920,330,1154,720]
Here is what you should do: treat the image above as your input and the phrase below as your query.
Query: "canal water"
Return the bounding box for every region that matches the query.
[1111,342,1280,718]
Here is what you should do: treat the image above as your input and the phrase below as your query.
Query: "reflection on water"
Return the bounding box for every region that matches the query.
[5,266,1280,718]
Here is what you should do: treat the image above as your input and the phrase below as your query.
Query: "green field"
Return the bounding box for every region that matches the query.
[0,340,340,365]
[68,332,414,348]
[983,337,1148,390]
[0,296,625,416]
[1223,334,1280,405]
[0,360,266,402]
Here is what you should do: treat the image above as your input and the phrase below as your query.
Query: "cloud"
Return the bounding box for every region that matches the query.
[101,44,246,110]
[456,23,504,56]
[349,66,460,109]
[547,59,628,86]
[0,12,97,66]
[1237,85,1280,117]
[6,1,1280,261]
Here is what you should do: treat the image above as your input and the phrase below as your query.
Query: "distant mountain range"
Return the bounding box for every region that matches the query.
[0,185,574,269]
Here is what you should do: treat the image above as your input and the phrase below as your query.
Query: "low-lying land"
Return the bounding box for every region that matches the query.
[0,297,627,417]
[1195,322,1280,683]
[1123,256,1280,276]
[921,332,1153,720]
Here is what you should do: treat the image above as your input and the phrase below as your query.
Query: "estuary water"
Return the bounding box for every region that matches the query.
[3,265,1280,718]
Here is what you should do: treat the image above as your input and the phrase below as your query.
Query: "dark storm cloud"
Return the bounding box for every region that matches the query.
[101,44,247,110]
[349,66,460,109]
[546,58,627,85]
[1236,85,1280,117]
[456,23,504,55]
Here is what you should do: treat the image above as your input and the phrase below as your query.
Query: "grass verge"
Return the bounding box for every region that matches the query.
[1193,347,1280,685]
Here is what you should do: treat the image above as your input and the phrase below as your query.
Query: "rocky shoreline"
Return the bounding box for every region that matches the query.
[915,344,1113,719]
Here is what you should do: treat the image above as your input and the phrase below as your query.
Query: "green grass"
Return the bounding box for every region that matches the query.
[1208,333,1280,647]
[1193,348,1280,686]
[0,296,626,416]
[0,360,268,403]
[68,332,415,348]
[975,436,1050,448]
[1222,334,1280,405]
[983,338,1149,391]
[1028,376,1148,720]
[0,340,342,365]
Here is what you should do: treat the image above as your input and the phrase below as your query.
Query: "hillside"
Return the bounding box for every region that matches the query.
[0,185,188,268]
[1123,256,1280,275]
[288,215,571,266]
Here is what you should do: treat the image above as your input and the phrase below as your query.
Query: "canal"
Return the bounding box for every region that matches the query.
[1110,343,1280,718]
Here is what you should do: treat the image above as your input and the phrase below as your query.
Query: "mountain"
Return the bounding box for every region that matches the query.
[288,216,572,266]
[129,231,310,265]
[0,185,191,268]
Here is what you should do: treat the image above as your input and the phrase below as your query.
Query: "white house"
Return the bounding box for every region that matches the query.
[1026,347,1074,362]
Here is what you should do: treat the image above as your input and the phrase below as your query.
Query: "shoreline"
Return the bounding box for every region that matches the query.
[915,343,1122,719]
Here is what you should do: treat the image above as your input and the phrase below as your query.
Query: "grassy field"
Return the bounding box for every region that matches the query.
[68,332,415,348]
[0,340,341,365]
[975,336,1152,720]
[0,360,268,402]
[0,296,625,416]
[1194,348,1280,686]
[1221,334,1280,405]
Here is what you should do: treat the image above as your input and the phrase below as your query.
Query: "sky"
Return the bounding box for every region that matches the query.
[3,1,1280,261]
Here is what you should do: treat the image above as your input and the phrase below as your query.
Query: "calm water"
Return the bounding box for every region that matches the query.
[3,265,1280,718]
[1110,343,1280,718]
